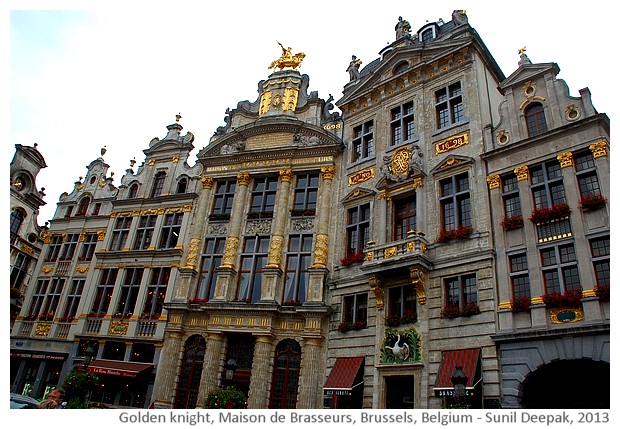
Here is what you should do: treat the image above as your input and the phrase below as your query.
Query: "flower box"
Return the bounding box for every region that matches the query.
[542,290,582,309]
[385,310,417,327]
[337,320,367,333]
[290,208,316,217]
[501,215,524,231]
[283,299,302,306]
[510,296,531,313]
[435,225,473,243]
[189,298,208,305]
[247,211,273,219]
[579,194,607,213]
[441,302,480,319]
[59,315,76,323]
[340,252,365,266]
[529,203,571,223]
[208,213,231,221]
[594,284,610,302]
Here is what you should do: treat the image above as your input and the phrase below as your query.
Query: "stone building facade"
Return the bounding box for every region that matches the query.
[10,10,609,409]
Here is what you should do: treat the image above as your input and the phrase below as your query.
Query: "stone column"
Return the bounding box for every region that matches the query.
[213,172,250,300]
[197,332,226,403]
[261,169,292,302]
[307,166,335,304]
[151,330,184,408]
[297,337,323,408]
[246,334,274,409]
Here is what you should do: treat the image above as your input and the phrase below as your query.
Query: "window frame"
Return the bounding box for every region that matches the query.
[158,213,183,249]
[133,215,157,250]
[393,194,417,240]
[524,102,548,137]
[390,101,415,147]
[540,243,580,294]
[250,176,278,215]
[142,267,170,317]
[237,235,270,303]
[509,253,531,299]
[114,268,144,317]
[109,217,133,251]
[283,234,313,304]
[530,160,565,209]
[439,172,471,230]
[435,81,464,129]
[293,173,319,211]
[196,237,226,301]
[351,120,374,163]
[445,273,478,308]
[589,236,610,287]
[345,203,371,256]
[212,179,237,216]
[150,171,166,198]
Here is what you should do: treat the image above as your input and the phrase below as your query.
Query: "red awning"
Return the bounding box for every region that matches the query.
[324,357,364,395]
[86,359,153,378]
[434,348,481,393]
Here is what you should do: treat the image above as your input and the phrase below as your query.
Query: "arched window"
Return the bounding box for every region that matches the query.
[128,183,139,199]
[176,178,188,194]
[174,335,206,408]
[269,339,301,408]
[525,102,548,137]
[76,196,91,216]
[151,172,166,198]
[393,61,409,75]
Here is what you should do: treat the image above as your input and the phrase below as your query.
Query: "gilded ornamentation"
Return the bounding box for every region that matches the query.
[279,169,294,182]
[368,274,384,310]
[549,307,584,324]
[148,159,156,166]
[348,167,374,186]
[259,90,272,115]
[20,244,34,255]
[312,234,328,267]
[557,151,573,168]
[35,322,52,336]
[41,231,52,244]
[589,141,607,158]
[497,301,512,310]
[185,238,201,269]
[391,147,412,175]
[407,241,415,252]
[435,132,469,154]
[514,165,529,181]
[237,172,251,186]
[76,265,89,273]
[413,177,424,189]
[282,88,299,111]
[109,321,129,335]
[221,237,240,268]
[172,155,180,163]
[497,129,509,145]
[486,174,500,190]
[565,104,580,121]
[97,230,106,242]
[384,246,398,258]
[269,42,305,70]
[320,166,336,180]
[519,80,546,109]
[267,235,284,267]
[41,266,54,274]
[79,232,86,242]
[410,268,427,305]
[201,176,214,189]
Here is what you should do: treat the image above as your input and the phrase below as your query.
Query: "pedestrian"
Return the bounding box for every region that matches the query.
[39,388,65,409]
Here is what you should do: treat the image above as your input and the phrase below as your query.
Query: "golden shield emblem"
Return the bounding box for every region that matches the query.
[391,148,412,175]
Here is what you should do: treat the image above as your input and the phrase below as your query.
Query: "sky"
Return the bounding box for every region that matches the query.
[6,1,615,224]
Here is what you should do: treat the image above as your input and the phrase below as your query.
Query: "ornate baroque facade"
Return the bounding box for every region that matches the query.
[11,10,610,409]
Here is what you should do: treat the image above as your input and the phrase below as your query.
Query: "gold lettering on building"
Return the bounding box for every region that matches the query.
[435,132,469,154]
[348,167,375,186]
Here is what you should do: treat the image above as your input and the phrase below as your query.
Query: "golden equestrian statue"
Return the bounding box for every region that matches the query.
[269,41,305,70]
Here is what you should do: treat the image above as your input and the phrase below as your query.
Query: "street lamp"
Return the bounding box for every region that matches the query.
[84,344,96,368]
[225,358,238,381]
[451,365,468,398]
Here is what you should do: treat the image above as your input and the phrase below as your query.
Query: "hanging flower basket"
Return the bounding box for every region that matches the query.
[579,194,607,213]
[501,215,524,231]
[529,203,571,223]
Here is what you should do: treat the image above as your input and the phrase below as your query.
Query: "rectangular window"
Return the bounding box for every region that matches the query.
[158,213,183,249]
[435,82,463,129]
[574,150,601,199]
[390,101,415,146]
[541,243,580,294]
[142,267,170,318]
[45,235,63,262]
[440,172,471,230]
[502,173,522,218]
[115,268,144,317]
[212,179,236,216]
[352,120,374,162]
[530,160,565,209]
[394,195,417,240]
[10,253,32,289]
[61,279,84,321]
[346,203,370,255]
[59,233,80,261]
[79,233,98,261]
[342,293,368,326]
[237,236,269,303]
[387,285,416,322]
[445,274,477,307]
[196,237,226,301]
[293,173,319,211]
[133,215,157,250]
[26,279,49,319]
[250,176,278,215]
[509,254,531,299]
[40,277,65,320]
[109,217,133,251]
[90,268,118,316]
[590,236,610,287]
[283,234,313,303]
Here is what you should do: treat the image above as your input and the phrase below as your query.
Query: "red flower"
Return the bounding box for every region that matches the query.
[529,203,571,223]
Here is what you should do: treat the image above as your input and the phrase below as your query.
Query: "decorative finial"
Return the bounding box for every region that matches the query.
[518,47,526,55]
[130,158,136,167]
[79,176,83,181]
[101,145,107,157]
[176,113,182,123]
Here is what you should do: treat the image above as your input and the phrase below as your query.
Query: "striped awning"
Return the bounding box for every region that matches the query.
[434,348,481,395]
[87,359,153,378]
[324,357,364,396]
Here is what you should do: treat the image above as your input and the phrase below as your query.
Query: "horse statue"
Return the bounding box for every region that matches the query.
[269,41,305,70]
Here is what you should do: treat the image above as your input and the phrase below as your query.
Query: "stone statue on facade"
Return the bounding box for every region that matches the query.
[220,140,245,154]
[395,16,411,39]
[452,10,468,26]
[347,55,362,81]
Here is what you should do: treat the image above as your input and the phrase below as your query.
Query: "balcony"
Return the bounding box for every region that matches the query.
[360,232,432,276]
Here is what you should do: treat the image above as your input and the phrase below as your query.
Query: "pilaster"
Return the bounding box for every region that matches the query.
[197,332,226,403]
[151,330,184,408]
[297,337,323,408]
[247,334,274,408]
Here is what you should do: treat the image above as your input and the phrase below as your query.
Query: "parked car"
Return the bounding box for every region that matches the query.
[10,393,40,409]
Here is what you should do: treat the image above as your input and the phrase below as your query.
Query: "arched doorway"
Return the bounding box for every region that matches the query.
[269,339,301,408]
[174,335,206,408]
[521,359,609,408]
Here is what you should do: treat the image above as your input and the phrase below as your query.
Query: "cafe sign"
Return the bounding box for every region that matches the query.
[435,132,469,155]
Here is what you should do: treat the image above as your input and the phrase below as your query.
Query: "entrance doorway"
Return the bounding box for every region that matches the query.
[521,359,609,408]
[385,375,414,408]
